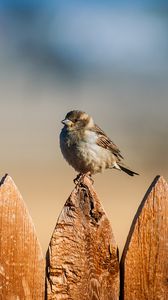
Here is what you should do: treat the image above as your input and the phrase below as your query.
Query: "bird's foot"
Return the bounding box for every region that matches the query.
[73,172,94,185]
[73,173,82,185]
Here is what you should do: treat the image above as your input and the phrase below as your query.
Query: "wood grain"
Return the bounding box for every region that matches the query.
[120,176,168,300]
[46,175,119,300]
[0,174,44,300]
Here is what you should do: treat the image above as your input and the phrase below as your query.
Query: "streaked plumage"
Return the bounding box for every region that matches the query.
[60,110,139,177]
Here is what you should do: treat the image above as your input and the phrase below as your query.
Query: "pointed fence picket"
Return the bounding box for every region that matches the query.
[46,176,119,300]
[0,174,167,300]
[0,174,44,300]
[120,176,168,300]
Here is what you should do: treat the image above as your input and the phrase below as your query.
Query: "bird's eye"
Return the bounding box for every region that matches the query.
[74,119,78,122]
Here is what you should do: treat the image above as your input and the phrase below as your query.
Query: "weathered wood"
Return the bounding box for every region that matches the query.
[0,174,45,299]
[46,175,119,300]
[120,176,168,300]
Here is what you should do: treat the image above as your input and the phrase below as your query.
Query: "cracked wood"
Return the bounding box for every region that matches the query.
[46,176,119,300]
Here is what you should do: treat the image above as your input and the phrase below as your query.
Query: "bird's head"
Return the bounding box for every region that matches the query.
[61,110,94,130]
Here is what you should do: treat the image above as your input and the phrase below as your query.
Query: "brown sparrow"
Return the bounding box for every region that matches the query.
[60,110,139,180]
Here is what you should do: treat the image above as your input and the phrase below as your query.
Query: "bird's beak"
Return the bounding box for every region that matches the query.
[61,118,72,126]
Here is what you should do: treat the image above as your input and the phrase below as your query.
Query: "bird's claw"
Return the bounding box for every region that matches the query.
[73,173,82,185]
[73,172,94,185]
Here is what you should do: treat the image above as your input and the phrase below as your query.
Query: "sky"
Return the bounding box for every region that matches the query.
[0,0,168,255]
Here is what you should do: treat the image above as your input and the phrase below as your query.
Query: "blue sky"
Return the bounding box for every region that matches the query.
[1,0,168,77]
[1,0,168,8]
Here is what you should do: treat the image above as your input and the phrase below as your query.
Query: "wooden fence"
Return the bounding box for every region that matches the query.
[0,173,167,299]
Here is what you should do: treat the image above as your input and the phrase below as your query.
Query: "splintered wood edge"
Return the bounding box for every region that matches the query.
[119,175,166,298]
[46,175,119,299]
[47,174,116,248]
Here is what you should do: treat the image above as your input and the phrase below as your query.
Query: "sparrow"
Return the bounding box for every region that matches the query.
[60,110,139,180]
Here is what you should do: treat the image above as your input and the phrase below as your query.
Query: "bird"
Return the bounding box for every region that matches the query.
[60,110,139,182]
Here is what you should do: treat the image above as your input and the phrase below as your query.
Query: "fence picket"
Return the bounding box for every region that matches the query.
[120,176,168,300]
[46,175,119,300]
[1,173,167,299]
[0,175,45,300]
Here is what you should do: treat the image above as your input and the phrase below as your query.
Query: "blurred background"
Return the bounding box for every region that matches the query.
[0,0,168,256]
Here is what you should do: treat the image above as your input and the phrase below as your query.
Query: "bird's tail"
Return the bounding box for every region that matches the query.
[118,163,139,176]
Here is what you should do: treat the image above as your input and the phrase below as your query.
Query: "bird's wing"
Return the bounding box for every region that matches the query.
[92,124,124,160]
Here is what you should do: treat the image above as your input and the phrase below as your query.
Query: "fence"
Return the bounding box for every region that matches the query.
[0,173,167,299]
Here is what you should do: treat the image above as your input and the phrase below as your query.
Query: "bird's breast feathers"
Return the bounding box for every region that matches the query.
[60,127,114,173]
[77,130,114,172]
